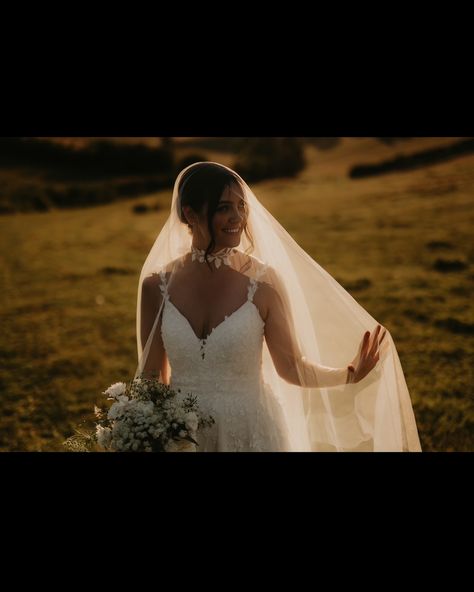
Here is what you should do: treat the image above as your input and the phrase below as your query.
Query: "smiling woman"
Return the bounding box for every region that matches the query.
[177,164,252,264]
[135,162,421,452]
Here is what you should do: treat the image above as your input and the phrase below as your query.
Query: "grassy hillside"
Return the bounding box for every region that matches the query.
[1,137,473,451]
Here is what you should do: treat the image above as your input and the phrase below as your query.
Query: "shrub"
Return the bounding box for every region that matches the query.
[234,138,306,182]
[175,154,208,173]
[133,203,150,214]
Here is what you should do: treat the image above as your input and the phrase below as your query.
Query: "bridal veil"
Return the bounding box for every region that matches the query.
[135,162,421,452]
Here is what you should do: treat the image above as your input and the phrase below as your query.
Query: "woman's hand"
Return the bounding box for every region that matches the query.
[347,324,388,384]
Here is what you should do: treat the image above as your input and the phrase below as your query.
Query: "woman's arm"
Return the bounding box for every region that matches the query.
[140,274,169,384]
[262,281,351,388]
[262,276,386,388]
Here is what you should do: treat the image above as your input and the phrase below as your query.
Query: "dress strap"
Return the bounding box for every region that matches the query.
[247,263,269,303]
[158,269,169,301]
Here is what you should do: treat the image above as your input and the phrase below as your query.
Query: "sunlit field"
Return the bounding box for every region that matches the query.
[1,138,473,451]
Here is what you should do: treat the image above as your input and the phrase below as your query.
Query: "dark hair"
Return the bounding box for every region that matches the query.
[177,163,254,270]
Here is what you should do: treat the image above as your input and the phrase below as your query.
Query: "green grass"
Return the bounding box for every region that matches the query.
[1,138,473,451]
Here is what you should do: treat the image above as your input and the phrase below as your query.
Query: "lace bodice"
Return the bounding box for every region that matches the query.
[157,263,291,451]
[159,265,267,388]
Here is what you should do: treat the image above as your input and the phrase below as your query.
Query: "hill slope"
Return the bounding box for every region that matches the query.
[0,137,472,451]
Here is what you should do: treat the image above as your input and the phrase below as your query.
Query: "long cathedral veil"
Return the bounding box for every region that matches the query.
[135,162,421,452]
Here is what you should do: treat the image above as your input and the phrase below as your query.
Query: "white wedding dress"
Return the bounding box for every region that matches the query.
[158,268,292,452]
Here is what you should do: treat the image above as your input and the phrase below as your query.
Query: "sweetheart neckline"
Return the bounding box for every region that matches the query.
[165,298,264,343]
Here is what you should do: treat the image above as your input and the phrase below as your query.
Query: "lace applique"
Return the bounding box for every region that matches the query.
[158,260,289,452]
[190,246,237,269]
[158,269,169,301]
[247,262,269,302]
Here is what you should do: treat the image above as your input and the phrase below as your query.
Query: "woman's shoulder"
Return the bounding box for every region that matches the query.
[249,264,285,321]
[235,251,273,277]
[240,253,285,309]
[144,255,187,285]
[243,253,283,286]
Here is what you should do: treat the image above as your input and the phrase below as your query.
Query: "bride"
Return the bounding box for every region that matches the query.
[136,162,421,452]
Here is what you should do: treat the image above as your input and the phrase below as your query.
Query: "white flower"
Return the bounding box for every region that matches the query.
[104,382,127,399]
[184,412,199,433]
[96,425,112,448]
[108,400,127,420]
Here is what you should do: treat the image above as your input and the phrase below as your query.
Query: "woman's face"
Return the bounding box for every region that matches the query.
[191,182,248,250]
[212,182,248,248]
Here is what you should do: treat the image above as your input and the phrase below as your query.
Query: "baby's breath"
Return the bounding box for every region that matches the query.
[63,375,214,452]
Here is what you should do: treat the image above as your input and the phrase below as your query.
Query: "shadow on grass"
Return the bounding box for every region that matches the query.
[434,317,474,335]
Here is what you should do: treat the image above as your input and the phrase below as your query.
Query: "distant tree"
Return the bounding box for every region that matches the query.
[175,153,208,173]
[161,137,174,149]
[0,137,176,181]
[234,138,306,182]
[304,138,341,150]
[375,138,413,145]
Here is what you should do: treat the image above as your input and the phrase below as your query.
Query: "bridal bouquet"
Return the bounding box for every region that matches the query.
[64,376,215,452]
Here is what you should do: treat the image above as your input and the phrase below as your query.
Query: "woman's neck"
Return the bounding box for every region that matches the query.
[190,244,236,269]
[191,238,232,253]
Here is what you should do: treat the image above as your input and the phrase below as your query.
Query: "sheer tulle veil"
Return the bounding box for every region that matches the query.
[135,162,421,452]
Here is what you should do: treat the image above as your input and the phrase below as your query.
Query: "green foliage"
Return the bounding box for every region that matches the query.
[349,138,474,178]
[0,138,176,213]
[234,138,306,182]
[0,137,175,180]
[175,153,209,173]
